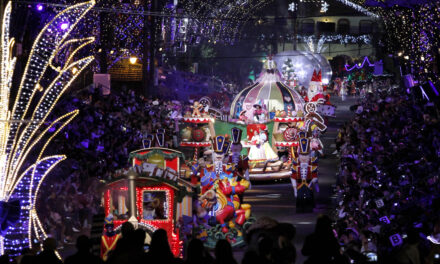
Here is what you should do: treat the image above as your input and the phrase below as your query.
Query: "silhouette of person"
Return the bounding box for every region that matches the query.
[301,215,345,264]
[214,239,237,264]
[37,238,62,264]
[65,235,103,264]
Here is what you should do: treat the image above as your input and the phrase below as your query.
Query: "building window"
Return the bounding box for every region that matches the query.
[359,20,373,34]
[337,19,350,34]
[317,22,335,33]
[300,19,315,34]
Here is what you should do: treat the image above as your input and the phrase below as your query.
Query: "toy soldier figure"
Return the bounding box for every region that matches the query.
[100,215,120,261]
[228,127,250,182]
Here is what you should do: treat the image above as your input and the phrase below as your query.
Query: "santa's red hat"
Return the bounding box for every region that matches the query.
[310,69,322,82]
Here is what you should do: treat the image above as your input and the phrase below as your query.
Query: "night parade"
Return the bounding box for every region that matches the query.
[0,0,439,263]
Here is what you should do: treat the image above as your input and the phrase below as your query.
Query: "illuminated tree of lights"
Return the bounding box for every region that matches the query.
[0,0,95,254]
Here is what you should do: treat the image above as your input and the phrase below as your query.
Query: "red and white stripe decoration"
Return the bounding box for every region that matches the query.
[275,141,299,147]
[182,117,213,123]
[180,142,211,147]
[273,117,304,122]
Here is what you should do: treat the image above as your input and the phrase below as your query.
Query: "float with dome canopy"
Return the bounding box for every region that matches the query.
[224,56,327,181]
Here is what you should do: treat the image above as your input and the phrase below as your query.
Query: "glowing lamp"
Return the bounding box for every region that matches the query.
[129,57,137,64]
[36,4,43,11]
[72,67,79,75]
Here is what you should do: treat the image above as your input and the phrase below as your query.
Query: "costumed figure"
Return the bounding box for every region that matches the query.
[101,215,121,261]
[248,130,266,161]
[334,77,342,96]
[290,132,319,212]
[228,127,250,182]
[253,104,266,123]
[238,110,248,124]
[260,128,279,161]
[263,55,277,74]
[142,193,164,220]
[306,70,326,103]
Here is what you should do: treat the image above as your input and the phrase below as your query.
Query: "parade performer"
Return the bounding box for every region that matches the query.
[260,128,279,161]
[100,215,121,261]
[253,104,266,123]
[228,127,250,182]
[290,132,318,211]
[248,130,266,161]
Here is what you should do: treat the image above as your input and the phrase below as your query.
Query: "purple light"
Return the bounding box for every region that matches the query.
[344,56,381,71]
[60,22,69,30]
[36,4,43,11]
[428,80,439,96]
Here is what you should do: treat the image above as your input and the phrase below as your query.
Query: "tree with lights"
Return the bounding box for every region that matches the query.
[282,58,298,88]
[0,0,94,255]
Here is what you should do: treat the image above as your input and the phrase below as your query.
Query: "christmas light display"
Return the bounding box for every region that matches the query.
[339,1,439,83]
[320,1,329,13]
[344,56,379,71]
[162,0,272,46]
[334,0,379,18]
[0,0,95,254]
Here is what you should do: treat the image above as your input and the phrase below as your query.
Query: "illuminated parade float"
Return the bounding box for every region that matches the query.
[102,146,193,258]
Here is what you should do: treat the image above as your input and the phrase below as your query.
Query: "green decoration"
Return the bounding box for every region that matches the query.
[129,149,185,163]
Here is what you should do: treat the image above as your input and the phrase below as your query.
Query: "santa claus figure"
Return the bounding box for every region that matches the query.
[307,69,326,103]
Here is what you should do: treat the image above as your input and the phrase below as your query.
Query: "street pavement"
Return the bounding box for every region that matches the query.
[237,96,358,263]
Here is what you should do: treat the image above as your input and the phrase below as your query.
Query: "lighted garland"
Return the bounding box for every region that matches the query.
[0,0,95,254]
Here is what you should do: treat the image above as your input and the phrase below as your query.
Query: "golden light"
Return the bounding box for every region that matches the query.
[0,0,95,254]
[129,56,137,64]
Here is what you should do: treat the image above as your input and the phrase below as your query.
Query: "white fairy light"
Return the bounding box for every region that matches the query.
[320,1,329,13]
[334,0,379,18]
[288,2,297,12]
[0,0,95,255]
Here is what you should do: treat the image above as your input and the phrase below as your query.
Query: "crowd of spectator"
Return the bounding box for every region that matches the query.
[333,86,440,263]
